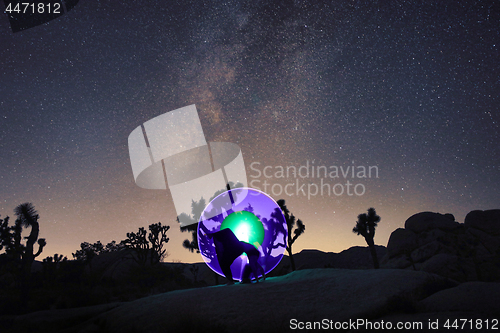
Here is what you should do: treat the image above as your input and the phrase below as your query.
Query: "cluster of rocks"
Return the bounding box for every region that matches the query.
[381,209,500,282]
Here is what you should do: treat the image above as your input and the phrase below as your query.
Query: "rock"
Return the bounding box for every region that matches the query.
[11,302,123,333]
[70,269,454,333]
[420,253,477,282]
[411,241,455,263]
[466,227,500,255]
[385,209,500,282]
[416,228,452,248]
[382,253,412,269]
[444,213,455,221]
[386,228,417,258]
[475,260,500,282]
[405,212,460,234]
[474,243,494,258]
[418,281,500,315]
[464,210,500,236]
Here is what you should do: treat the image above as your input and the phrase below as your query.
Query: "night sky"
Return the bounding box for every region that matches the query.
[1,0,499,263]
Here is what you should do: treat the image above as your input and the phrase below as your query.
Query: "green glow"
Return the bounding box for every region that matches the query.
[221,211,265,249]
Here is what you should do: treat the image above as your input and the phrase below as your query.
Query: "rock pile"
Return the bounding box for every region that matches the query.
[381,210,500,282]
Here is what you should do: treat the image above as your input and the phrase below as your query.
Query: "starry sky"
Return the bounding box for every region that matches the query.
[1,0,499,263]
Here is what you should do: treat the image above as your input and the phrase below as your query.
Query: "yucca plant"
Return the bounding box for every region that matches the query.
[277,199,305,272]
[14,202,46,277]
[353,207,380,269]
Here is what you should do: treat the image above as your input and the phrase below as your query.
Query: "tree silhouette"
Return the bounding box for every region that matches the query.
[44,253,67,264]
[122,222,170,266]
[277,199,305,271]
[72,240,125,270]
[13,203,46,278]
[148,222,170,262]
[261,208,287,259]
[104,240,125,252]
[42,253,68,283]
[0,214,28,280]
[179,197,206,253]
[0,215,19,276]
[179,182,243,254]
[353,207,380,269]
[0,215,13,254]
[73,241,104,263]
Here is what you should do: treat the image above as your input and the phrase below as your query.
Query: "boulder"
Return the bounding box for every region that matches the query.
[405,212,460,234]
[444,213,455,221]
[475,260,500,282]
[416,228,453,248]
[464,210,500,236]
[473,243,494,258]
[382,253,412,269]
[466,227,500,255]
[385,209,500,282]
[418,281,500,315]
[386,228,417,258]
[411,241,455,263]
[420,253,477,282]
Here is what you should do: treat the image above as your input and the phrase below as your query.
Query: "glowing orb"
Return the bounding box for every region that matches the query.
[197,187,287,281]
[221,211,265,248]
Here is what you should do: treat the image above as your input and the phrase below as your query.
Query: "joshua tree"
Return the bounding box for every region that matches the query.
[122,222,170,266]
[179,182,244,254]
[44,253,67,264]
[179,198,206,253]
[353,207,380,269]
[0,215,12,253]
[0,215,25,260]
[148,222,170,263]
[14,203,46,278]
[42,253,68,281]
[73,241,105,270]
[277,199,305,271]
[72,240,127,267]
[261,208,288,259]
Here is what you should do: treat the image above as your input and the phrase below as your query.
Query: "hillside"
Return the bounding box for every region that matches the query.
[6,267,500,333]
[169,246,387,286]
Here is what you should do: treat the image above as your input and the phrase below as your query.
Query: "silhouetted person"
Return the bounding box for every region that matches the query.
[240,242,266,283]
[200,224,265,284]
[210,228,243,284]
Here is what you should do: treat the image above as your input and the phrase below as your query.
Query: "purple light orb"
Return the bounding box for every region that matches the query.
[197,187,287,281]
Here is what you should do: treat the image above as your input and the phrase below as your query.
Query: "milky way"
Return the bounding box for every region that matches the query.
[1,0,498,262]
